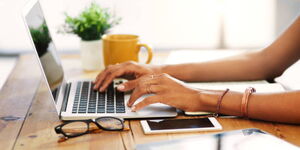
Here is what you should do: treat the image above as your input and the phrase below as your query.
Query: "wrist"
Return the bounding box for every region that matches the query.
[198,90,221,112]
[158,65,176,77]
[159,64,192,81]
[200,90,244,116]
[151,65,169,75]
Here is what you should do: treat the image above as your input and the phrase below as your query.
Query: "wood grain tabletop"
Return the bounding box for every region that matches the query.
[1,52,300,150]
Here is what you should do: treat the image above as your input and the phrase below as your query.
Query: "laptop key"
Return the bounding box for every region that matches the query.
[116,109,125,113]
[72,82,82,113]
[97,91,105,114]
[88,83,97,113]
[97,109,105,113]
[88,109,96,113]
[107,109,115,113]
[116,88,125,113]
[78,82,89,113]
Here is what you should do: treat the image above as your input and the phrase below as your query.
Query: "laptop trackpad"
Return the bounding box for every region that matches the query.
[125,94,177,117]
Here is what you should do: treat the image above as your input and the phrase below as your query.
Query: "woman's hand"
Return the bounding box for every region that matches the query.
[118,73,205,112]
[93,61,161,92]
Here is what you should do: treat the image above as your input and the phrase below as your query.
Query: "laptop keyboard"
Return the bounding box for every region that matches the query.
[72,81,125,114]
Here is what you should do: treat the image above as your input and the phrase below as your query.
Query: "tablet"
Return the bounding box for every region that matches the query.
[184,111,213,116]
[136,128,299,150]
[140,117,222,134]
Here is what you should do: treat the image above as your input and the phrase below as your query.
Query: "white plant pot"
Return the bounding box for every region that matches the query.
[80,40,104,71]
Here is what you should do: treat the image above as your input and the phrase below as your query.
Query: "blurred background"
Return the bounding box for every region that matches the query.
[0,0,300,89]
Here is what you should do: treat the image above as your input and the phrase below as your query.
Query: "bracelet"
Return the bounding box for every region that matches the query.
[241,87,256,118]
[213,88,230,117]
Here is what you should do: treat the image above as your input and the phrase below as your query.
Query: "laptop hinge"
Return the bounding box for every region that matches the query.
[60,83,71,115]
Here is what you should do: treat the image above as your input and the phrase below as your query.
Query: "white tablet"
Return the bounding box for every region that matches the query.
[136,128,300,150]
[140,117,222,134]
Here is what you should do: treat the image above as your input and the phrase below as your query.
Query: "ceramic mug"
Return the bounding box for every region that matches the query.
[102,34,153,66]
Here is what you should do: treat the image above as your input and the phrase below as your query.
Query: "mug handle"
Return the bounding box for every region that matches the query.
[137,43,153,64]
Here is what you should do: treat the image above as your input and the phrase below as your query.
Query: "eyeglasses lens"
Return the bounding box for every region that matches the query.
[96,118,123,130]
[61,121,88,136]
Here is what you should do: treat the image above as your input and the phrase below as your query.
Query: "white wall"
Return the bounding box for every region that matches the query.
[223,0,276,48]
[0,0,299,53]
[43,0,221,51]
[275,0,300,36]
[0,0,29,53]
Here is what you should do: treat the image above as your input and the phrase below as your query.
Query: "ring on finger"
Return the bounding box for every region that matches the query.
[150,74,154,79]
[146,83,152,94]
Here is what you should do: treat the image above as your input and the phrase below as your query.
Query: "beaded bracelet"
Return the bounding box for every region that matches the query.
[213,88,230,117]
[241,87,256,118]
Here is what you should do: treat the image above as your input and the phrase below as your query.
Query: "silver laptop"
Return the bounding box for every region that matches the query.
[22,0,177,120]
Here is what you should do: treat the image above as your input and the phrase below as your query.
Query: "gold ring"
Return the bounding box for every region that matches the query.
[146,83,152,94]
[150,74,154,79]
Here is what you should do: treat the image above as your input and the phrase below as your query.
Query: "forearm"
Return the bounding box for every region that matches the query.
[159,17,300,82]
[200,90,300,124]
[159,51,271,82]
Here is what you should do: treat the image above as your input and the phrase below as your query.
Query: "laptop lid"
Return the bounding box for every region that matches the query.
[23,0,67,115]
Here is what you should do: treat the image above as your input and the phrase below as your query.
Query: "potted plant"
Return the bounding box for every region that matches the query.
[62,3,120,70]
[30,21,64,86]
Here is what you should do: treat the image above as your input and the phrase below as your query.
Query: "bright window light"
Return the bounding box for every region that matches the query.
[223,0,275,48]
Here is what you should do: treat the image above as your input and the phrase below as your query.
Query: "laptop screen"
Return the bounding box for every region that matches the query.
[25,1,64,103]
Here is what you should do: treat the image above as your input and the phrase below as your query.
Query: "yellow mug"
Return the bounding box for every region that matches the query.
[102,34,153,66]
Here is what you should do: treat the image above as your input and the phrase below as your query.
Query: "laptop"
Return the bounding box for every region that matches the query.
[22,0,177,120]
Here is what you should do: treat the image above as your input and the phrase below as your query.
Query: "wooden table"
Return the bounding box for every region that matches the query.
[1,52,300,150]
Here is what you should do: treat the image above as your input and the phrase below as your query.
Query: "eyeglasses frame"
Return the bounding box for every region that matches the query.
[55,116,124,139]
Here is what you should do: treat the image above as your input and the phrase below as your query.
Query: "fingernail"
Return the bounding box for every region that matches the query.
[117,84,125,91]
[131,106,136,112]
[93,86,97,90]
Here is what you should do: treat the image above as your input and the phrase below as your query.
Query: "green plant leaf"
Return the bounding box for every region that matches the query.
[61,2,121,41]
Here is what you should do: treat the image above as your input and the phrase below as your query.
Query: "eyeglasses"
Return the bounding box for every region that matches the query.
[55,116,124,140]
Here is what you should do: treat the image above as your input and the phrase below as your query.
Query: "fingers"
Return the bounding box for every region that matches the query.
[93,61,140,91]
[99,69,125,91]
[93,71,106,90]
[131,95,160,112]
[127,84,161,107]
[117,79,138,92]
[93,64,123,91]
[127,88,144,107]
[93,65,117,90]
[93,73,107,90]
